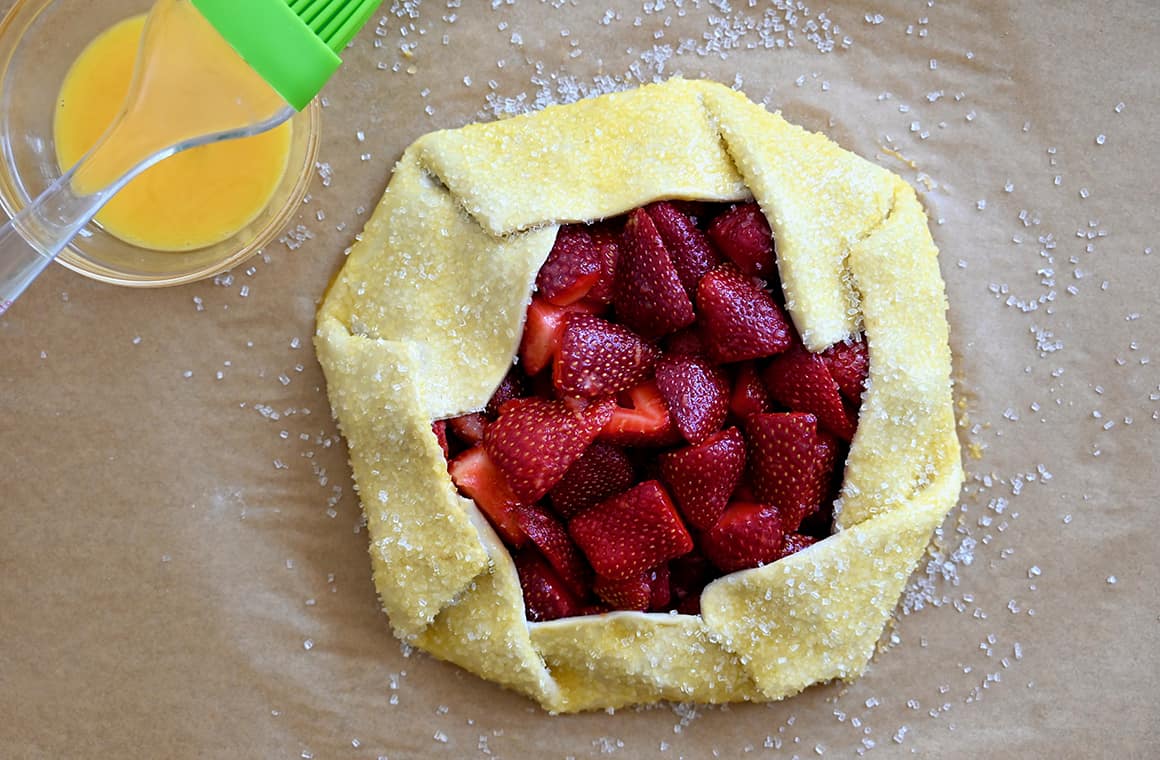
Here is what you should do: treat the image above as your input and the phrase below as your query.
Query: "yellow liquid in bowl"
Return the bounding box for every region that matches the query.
[54,14,293,252]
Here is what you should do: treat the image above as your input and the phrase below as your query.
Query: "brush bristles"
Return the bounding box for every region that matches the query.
[284,0,379,53]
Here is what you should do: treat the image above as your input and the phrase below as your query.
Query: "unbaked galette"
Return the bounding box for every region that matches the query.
[315,79,963,713]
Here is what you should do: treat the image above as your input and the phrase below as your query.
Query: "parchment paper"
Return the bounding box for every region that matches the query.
[2,1,1157,757]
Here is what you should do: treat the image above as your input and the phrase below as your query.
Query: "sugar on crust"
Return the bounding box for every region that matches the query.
[315,78,963,713]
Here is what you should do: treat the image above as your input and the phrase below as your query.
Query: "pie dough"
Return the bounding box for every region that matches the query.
[315,78,963,713]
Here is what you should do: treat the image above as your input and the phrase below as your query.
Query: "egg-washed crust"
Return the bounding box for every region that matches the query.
[315,78,963,713]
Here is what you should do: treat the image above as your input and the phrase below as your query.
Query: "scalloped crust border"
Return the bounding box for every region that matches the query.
[315,78,963,713]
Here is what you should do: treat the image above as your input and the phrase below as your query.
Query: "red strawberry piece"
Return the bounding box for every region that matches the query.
[598,380,680,447]
[593,564,671,612]
[549,442,635,519]
[731,477,757,502]
[667,200,712,223]
[658,427,746,532]
[729,361,773,420]
[484,397,615,502]
[762,343,857,441]
[784,430,840,532]
[654,354,730,445]
[702,502,787,574]
[432,420,450,458]
[614,208,696,338]
[536,225,602,306]
[553,313,659,399]
[706,202,775,279]
[777,532,819,560]
[486,368,529,418]
[669,551,712,611]
[745,412,834,531]
[648,563,672,610]
[519,298,599,376]
[448,445,527,547]
[663,326,707,357]
[447,412,487,445]
[570,480,694,580]
[820,336,870,403]
[586,225,622,304]
[594,571,650,611]
[514,549,583,622]
[514,504,592,597]
[696,265,792,364]
[647,201,720,297]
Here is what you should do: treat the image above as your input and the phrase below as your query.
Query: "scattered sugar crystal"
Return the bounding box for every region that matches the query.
[303,639,314,650]
[1106,575,1117,585]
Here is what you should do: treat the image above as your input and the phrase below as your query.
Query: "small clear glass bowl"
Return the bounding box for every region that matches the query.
[0,0,320,287]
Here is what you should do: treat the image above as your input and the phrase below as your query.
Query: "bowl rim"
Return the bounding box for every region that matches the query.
[0,0,322,288]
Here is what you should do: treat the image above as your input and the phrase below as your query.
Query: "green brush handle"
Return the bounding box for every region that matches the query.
[191,0,381,110]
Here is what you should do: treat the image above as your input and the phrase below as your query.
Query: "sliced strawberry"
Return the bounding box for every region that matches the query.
[658,427,746,532]
[777,532,819,560]
[762,343,857,441]
[593,572,651,611]
[553,313,659,399]
[729,361,773,420]
[514,549,583,622]
[654,354,730,445]
[696,265,792,364]
[484,397,615,502]
[614,208,696,338]
[820,336,870,403]
[593,564,670,612]
[663,326,707,357]
[448,445,527,547]
[598,380,679,446]
[570,480,694,580]
[667,200,712,223]
[447,412,487,445]
[706,202,775,279]
[432,420,450,458]
[486,368,529,418]
[537,225,602,306]
[519,298,598,376]
[647,201,720,297]
[702,502,787,574]
[648,563,672,610]
[514,504,591,598]
[668,551,712,611]
[587,225,622,304]
[745,412,834,531]
[549,442,635,519]
[731,477,757,503]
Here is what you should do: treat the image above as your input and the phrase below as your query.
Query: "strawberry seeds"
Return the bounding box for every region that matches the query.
[440,201,870,622]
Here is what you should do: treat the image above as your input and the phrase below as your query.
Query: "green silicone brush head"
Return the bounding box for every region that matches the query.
[191,0,381,110]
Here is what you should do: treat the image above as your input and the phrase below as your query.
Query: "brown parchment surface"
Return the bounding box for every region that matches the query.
[2,1,1158,757]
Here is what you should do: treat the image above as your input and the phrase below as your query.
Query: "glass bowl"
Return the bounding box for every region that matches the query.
[0,0,320,287]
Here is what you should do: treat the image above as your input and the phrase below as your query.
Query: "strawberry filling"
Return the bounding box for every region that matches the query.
[439,201,869,621]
